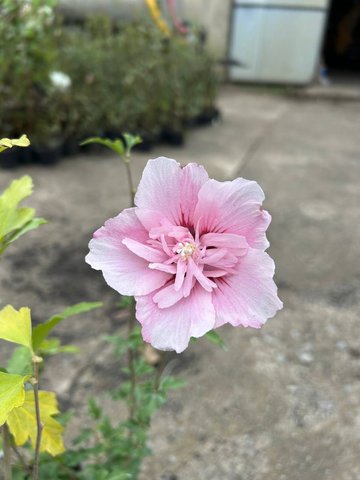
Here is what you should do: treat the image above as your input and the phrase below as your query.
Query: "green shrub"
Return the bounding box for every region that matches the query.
[0,5,219,148]
[0,0,63,143]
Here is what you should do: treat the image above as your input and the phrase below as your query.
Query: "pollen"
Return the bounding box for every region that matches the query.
[176,241,196,260]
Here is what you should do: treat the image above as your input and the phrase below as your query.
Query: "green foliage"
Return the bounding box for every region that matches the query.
[7,346,33,376]
[0,299,100,464]
[205,330,226,349]
[0,1,62,142]
[81,133,142,159]
[0,305,33,351]
[0,175,46,255]
[78,330,186,479]
[38,338,79,356]
[122,133,143,156]
[117,296,134,309]
[0,294,188,479]
[23,327,186,480]
[1,12,219,143]
[0,372,30,425]
[7,390,65,456]
[32,301,102,351]
[80,137,126,157]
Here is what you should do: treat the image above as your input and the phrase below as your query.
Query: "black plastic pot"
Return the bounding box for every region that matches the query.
[0,147,21,169]
[62,137,79,157]
[132,132,158,152]
[104,129,125,142]
[192,107,221,127]
[32,143,62,166]
[160,127,185,147]
[0,146,34,169]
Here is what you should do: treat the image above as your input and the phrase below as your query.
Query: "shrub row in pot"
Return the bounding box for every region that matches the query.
[0,4,219,164]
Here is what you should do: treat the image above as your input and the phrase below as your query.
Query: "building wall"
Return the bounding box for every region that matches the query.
[179,0,232,58]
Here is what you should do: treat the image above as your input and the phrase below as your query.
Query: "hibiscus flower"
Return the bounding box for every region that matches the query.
[86,157,282,353]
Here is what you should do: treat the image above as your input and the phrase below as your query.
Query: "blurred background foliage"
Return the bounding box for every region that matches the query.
[0,0,219,156]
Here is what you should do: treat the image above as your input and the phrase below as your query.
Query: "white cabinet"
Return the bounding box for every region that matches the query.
[228,0,329,84]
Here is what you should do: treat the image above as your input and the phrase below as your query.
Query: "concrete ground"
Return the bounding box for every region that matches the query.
[0,86,359,479]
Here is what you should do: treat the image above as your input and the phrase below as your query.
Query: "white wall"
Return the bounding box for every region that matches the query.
[179,0,232,58]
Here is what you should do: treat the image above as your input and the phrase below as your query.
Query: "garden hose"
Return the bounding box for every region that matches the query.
[166,0,188,35]
[145,0,171,35]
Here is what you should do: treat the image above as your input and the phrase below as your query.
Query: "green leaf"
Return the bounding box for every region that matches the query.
[5,217,47,245]
[38,337,79,356]
[32,301,102,351]
[160,376,186,391]
[88,398,102,420]
[117,295,133,309]
[0,175,45,254]
[122,133,142,155]
[205,330,226,349]
[0,305,33,351]
[0,371,29,425]
[80,137,126,157]
[0,176,34,239]
[106,334,128,356]
[7,346,33,375]
[7,390,65,456]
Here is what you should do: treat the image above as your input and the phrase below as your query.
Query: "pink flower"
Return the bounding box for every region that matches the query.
[86,157,282,353]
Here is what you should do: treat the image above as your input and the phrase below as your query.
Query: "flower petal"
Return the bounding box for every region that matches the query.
[136,284,215,353]
[179,163,209,226]
[194,178,271,250]
[135,157,208,226]
[152,283,185,308]
[122,238,167,263]
[86,209,171,296]
[135,208,169,231]
[212,248,283,328]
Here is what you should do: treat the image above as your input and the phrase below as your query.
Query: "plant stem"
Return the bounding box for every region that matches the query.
[124,157,135,207]
[11,442,30,475]
[154,352,167,390]
[32,359,43,480]
[127,297,137,421]
[2,424,12,480]
[122,152,137,422]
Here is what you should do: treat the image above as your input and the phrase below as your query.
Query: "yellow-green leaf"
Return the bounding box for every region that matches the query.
[0,135,30,153]
[10,135,31,147]
[0,175,33,208]
[7,390,65,456]
[0,176,46,254]
[0,305,33,351]
[5,217,47,245]
[0,176,34,240]
[0,372,29,425]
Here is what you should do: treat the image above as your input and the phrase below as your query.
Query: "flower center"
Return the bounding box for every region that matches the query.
[176,241,196,260]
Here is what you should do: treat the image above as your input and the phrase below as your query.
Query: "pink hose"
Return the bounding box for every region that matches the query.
[166,0,188,34]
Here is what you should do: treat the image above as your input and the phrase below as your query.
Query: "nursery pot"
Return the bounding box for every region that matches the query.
[32,141,62,165]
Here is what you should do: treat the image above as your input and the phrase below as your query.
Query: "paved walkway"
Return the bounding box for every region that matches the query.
[0,87,359,479]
